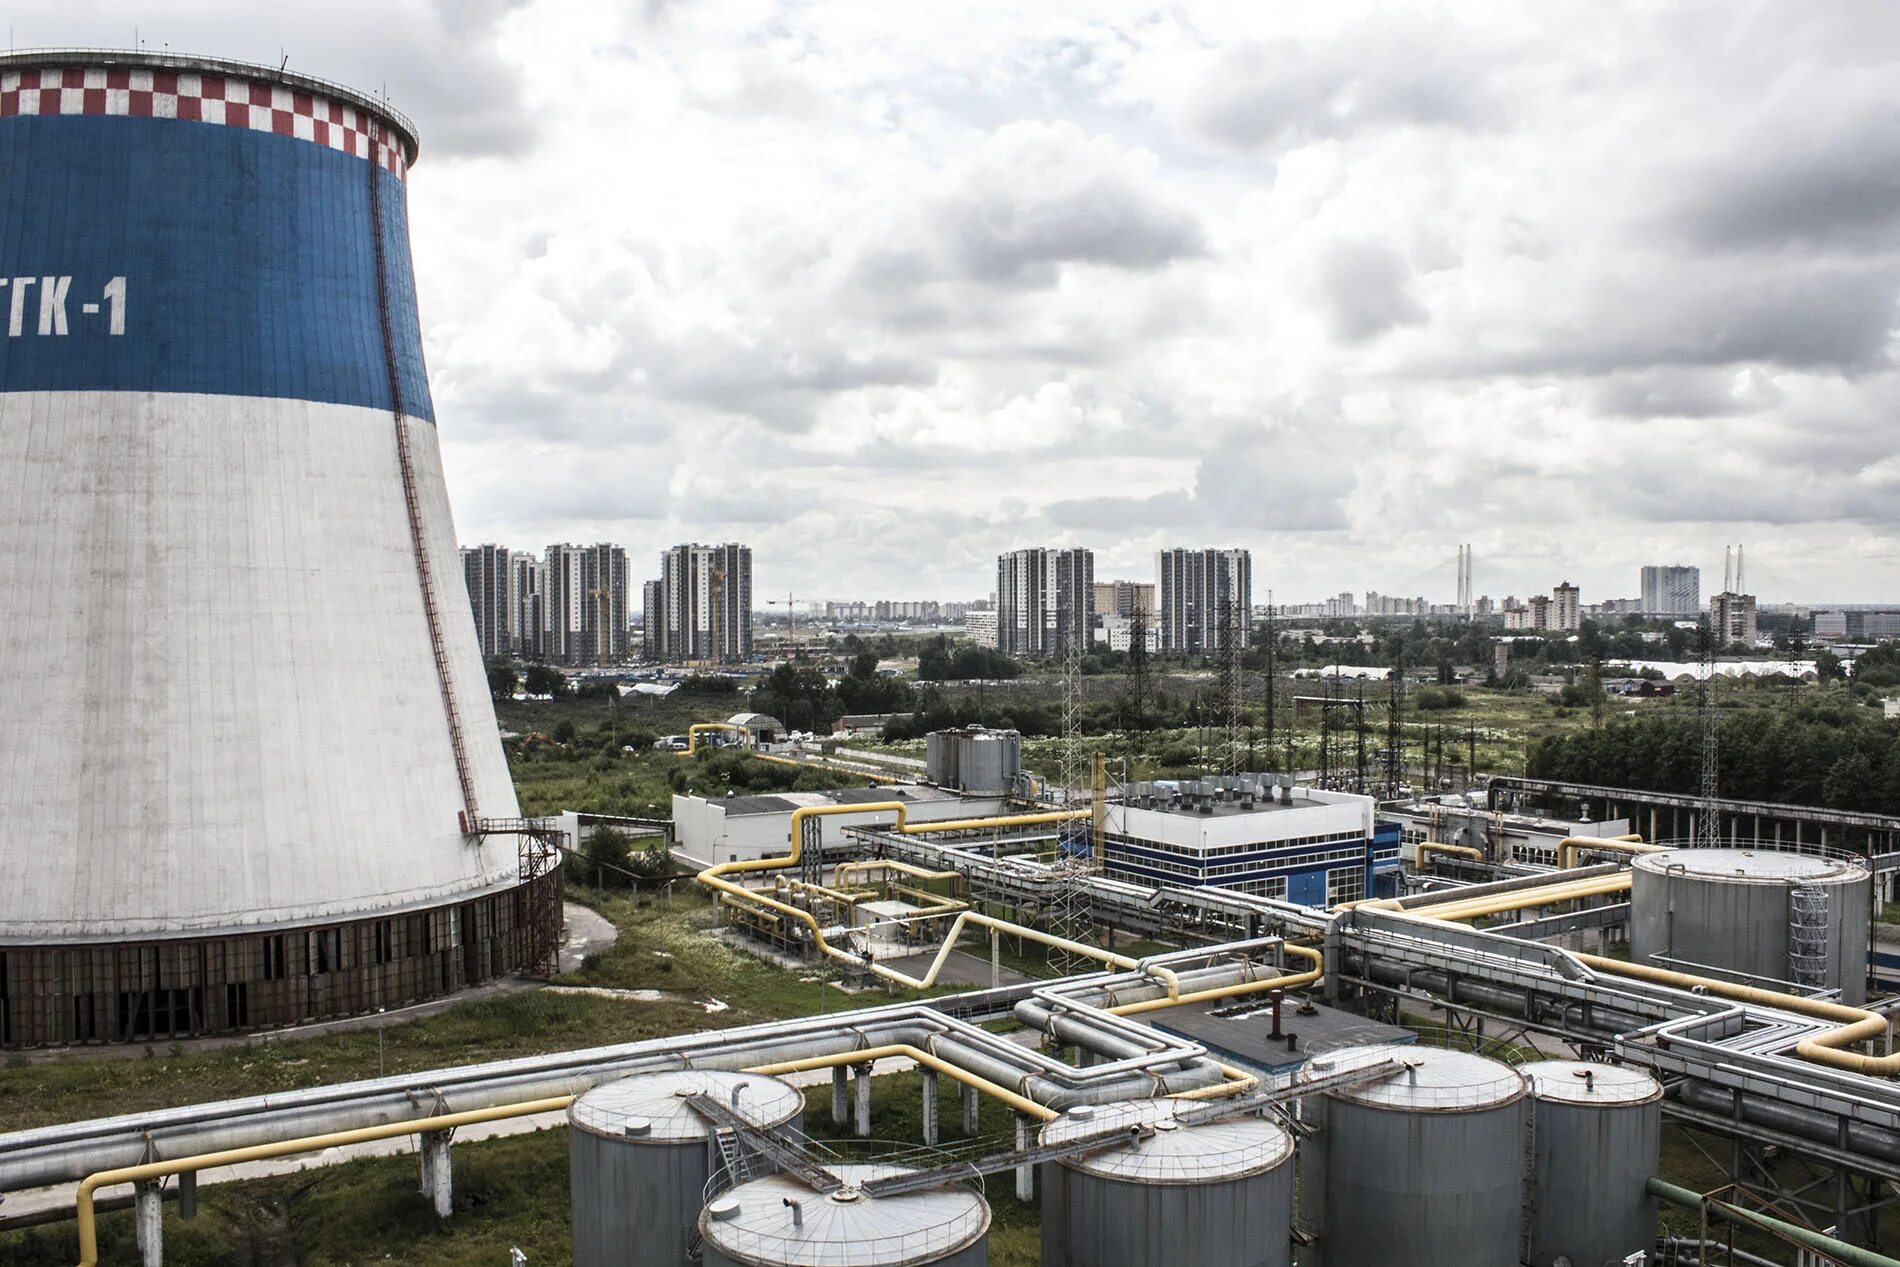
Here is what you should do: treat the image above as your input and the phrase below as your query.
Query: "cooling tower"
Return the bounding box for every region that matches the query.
[0,52,555,1046]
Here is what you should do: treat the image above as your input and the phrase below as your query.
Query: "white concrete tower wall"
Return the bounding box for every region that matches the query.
[0,52,545,1045]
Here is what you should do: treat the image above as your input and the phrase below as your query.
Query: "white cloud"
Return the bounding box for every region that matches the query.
[16,0,1900,602]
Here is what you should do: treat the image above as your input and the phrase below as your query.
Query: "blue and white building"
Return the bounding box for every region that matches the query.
[1102,780,1399,906]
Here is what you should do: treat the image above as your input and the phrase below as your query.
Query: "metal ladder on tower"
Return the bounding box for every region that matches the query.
[1788,885,1831,991]
[686,1128,755,1261]
[1518,1075,1538,1265]
[366,117,479,826]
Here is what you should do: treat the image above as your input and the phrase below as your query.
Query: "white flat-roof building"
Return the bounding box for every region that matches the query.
[674,785,1009,866]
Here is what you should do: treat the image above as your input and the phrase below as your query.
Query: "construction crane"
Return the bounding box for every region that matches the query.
[766,593,816,659]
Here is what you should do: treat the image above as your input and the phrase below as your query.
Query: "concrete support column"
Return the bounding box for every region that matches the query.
[961,1082,980,1135]
[921,1070,940,1146]
[419,1130,454,1218]
[134,1180,164,1267]
[990,930,1000,988]
[1014,1115,1034,1201]
[852,1063,872,1137]
[830,1066,849,1126]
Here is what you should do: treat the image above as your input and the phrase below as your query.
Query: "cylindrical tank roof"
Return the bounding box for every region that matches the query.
[1039,1099,1293,1184]
[1633,847,1867,885]
[0,48,419,161]
[569,1070,804,1143]
[1520,1060,1662,1107]
[1312,1045,1525,1112]
[699,1163,990,1267]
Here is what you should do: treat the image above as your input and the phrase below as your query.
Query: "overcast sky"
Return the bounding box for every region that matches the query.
[20,2,1900,605]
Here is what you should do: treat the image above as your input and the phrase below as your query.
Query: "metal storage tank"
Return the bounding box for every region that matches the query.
[570,1069,805,1267]
[925,728,1021,795]
[1301,1045,1526,1267]
[698,1162,989,1267]
[1630,847,1871,1003]
[1038,1099,1294,1267]
[0,51,548,1047]
[1520,1060,1661,1267]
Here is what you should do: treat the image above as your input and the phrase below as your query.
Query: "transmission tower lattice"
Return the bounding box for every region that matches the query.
[1218,598,1245,775]
[1696,616,1721,849]
[1043,856,1096,974]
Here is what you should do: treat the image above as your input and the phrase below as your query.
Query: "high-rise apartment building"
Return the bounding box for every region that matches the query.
[650,543,754,663]
[997,548,1093,656]
[641,579,665,658]
[578,543,630,666]
[543,544,587,666]
[1640,565,1700,616]
[1552,581,1581,632]
[510,552,546,660]
[1156,548,1252,653]
[1527,594,1552,630]
[1093,580,1156,619]
[460,544,514,658]
[1711,591,1758,646]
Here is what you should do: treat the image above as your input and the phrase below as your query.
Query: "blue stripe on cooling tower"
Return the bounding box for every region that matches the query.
[0,114,433,421]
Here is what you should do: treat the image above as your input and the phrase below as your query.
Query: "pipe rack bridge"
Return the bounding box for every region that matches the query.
[1487,775,1900,871]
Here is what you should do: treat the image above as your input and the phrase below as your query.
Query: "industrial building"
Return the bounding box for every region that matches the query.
[1103,780,1399,905]
[1155,547,1251,653]
[0,51,558,1047]
[672,786,1007,866]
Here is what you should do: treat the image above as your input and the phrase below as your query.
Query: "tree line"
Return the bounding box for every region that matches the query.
[1529,697,1900,813]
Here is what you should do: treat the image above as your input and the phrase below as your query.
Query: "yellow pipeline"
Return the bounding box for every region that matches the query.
[682,721,753,756]
[1557,833,1655,869]
[1416,842,1484,869]
[1110,945,1324,1017]
[744,1044,1057,1121]
[834,860,963,887]
[1573,953,1898,1075]
[73,1097,574,1267]
[1360,842,1900,1077]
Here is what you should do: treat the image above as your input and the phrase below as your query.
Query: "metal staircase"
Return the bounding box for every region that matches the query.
[1788,885,1832,991]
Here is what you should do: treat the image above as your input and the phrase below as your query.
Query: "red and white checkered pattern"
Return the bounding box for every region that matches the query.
[0,66,407,177]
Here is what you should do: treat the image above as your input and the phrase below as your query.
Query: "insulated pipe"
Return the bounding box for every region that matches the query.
[0,992,1233,1191]
[1397,873,1633,923]
[1647,1178,1900,1267]
[682,722,754,756]
[1415,842,1484,869]
[1674,1080,1900,1164]
[1355,852,1900,1077]
[1573,952,1899,1075]
[699,802,1143,994]
[1111,946,1324,1017]
[744,1045,1057,1122]
[73,1097,574,1267]
[1556,833,1655,869]
[832,860,962,888]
